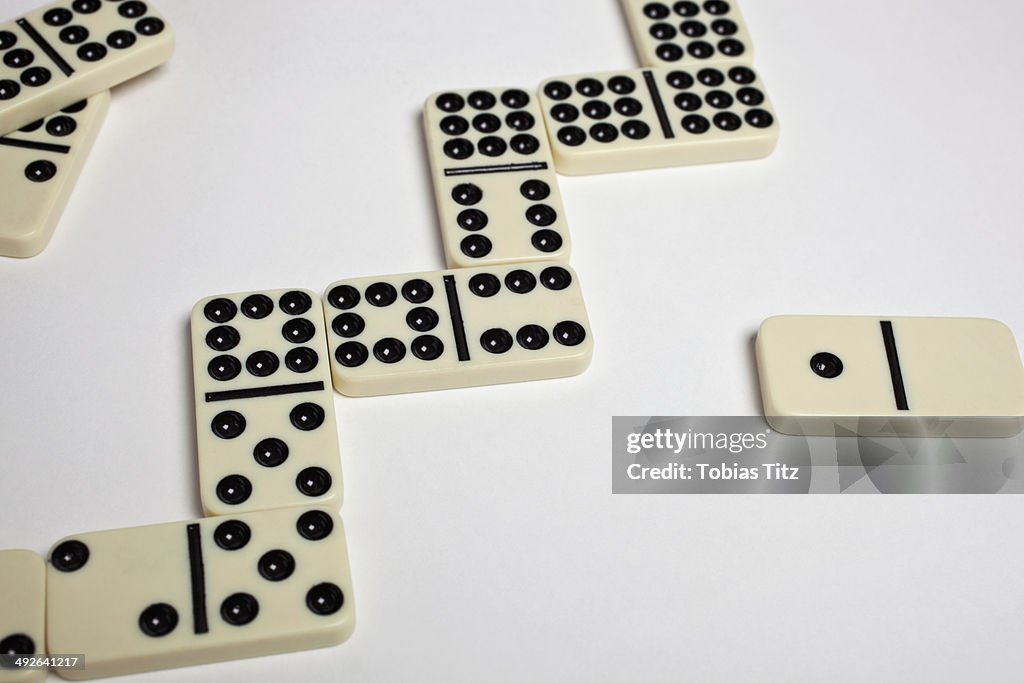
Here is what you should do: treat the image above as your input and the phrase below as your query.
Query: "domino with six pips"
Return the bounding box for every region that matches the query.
[2,2,925,681]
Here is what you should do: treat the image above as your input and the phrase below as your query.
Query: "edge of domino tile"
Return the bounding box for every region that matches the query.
[44,507,355,681]
[322,262,594,397]
[754,315,1024,438]
[0,2,176,136]
[420,88,471,271]
[534,64,779,176]
[0,549,47,683]
[420,87,497,271]
[0,90,110,259]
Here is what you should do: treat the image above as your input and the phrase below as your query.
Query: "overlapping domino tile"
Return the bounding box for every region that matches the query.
[46,507,354,680]
[324,263,593,396]
[538,65,777,175]
[191,289,343,515]
[0,90,107,257]
[620,0,753,67]
[424,86,570,267]
[756,316,1024,437]
[0,550,46,683]
[0,0,173,134]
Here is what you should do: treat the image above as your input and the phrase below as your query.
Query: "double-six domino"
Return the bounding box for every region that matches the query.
[537,65,778,175]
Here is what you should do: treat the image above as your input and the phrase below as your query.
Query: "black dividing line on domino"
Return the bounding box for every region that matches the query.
[0,137,71,154]
[205,381,325,403]
[443,275,471,362]
[444,162,548,177]
[16,19,74,77]
[880,321,909,411]
[186,523,208,635]
[643,70,674,140]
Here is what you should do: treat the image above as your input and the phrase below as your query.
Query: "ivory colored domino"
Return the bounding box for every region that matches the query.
[620,0,753,68]
[0,550,46,683]
[324,263,592,396]
[191,289,343,516]
[538,65,777,175]
[424,87,570,267]
[0,0,173,135]
[756,316,1024,437]
[0,90,107,258]
[46,507,355,680]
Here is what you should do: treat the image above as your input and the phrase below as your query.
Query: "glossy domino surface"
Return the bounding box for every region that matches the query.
[324,263,593,396]
[424,86,570,267]
[191,289,343,515]
[620,0,753,67]
[756,316,1024,437]
[0,0,173,134]
[0,90,107,257]
[538,65,777,175]
[46,507,355,680]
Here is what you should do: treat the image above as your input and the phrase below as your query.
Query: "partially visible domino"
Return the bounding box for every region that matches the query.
[46,507,355,680]
[0,550,46,683]
[324,263,592,396]
[424,87,570,268]
[191,289,343,516]
[0,90,107,258]
[0,0,173,135]
[538,66,777,175]
[756,316,1024,437]
[620,0,753,68]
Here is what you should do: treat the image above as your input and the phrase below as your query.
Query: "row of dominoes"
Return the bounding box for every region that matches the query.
[0,0,775,679]
[0,0,616,677]
[4,1,1023,682]
[0,2,361,682]
[424,1,779,269]
[0,270,593,682]
[0,0,781,261]
[189,274,591,517]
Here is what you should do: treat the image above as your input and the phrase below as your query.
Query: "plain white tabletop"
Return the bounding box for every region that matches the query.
[2,1,1023,681]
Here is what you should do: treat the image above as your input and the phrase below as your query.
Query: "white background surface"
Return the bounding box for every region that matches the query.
[2,1,1023,681]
